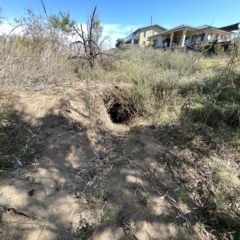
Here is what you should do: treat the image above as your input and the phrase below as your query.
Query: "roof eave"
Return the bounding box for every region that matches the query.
[205,27,232,34]
[133,24,167,33]
[149,27,195,38]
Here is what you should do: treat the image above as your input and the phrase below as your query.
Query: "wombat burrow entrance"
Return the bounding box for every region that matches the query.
[103,87,134,124]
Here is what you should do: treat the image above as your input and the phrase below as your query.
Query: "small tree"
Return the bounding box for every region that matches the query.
[115,38,124,49]
[49,11,75,35]
[148,40,154,47]
[14,8,49,44]
[72,6,110,68]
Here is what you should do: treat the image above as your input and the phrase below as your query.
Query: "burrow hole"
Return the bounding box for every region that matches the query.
[103,87,134,124]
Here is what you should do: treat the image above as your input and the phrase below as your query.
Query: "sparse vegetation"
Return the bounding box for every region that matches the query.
[174,230,185,240]
[0,4,240,240]
[0,91,39,169]
[140,192,150,207]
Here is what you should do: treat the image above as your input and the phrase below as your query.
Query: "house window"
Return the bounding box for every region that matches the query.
[143,41,145,45]
[144,31,146,37]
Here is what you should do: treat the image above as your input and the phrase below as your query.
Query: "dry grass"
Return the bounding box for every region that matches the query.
[91,48,204,124]
[1,10,240,238]
[0,37,74,88]
[0,91,40,169]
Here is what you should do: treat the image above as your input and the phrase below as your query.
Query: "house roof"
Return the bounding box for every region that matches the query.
[218,22,240,32]
[133,24,167,33]
[196,25,212,29]
[124,24,167,43]
[149,23,232,39]
[152,24,196,36]
[168,24,196,31]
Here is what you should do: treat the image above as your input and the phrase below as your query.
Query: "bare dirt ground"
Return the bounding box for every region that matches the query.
[0,84,206,240]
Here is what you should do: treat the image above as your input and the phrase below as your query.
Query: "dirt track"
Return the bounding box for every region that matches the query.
[0,85,204,240]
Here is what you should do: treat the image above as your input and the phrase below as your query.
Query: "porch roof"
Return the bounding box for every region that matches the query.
[218,22,240,32]
[155,24,196,35]
[123,33,139,43]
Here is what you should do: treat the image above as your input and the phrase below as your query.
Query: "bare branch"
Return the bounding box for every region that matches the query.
[71,6,110,68]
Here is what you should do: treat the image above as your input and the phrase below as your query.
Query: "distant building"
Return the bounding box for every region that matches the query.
[123,24,167,48]
[148,23,236,48]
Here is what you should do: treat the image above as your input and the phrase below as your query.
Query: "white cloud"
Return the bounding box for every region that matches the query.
[0,21,143,48]
[102,24,140,48]
[0,22,24,38]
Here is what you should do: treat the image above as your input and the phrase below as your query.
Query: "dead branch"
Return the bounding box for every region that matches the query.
[71,6,112,68]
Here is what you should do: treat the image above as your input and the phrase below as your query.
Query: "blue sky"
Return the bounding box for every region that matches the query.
[1,0,240,47]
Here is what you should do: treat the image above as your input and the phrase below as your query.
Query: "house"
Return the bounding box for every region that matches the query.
[123,24,167,47]
[148,24,235,48]
[219,22,240,38]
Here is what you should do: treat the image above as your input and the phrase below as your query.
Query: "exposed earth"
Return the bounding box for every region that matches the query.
[0,83,211,240]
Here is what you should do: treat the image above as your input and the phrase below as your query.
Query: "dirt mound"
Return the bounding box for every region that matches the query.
[0,85,204,240]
